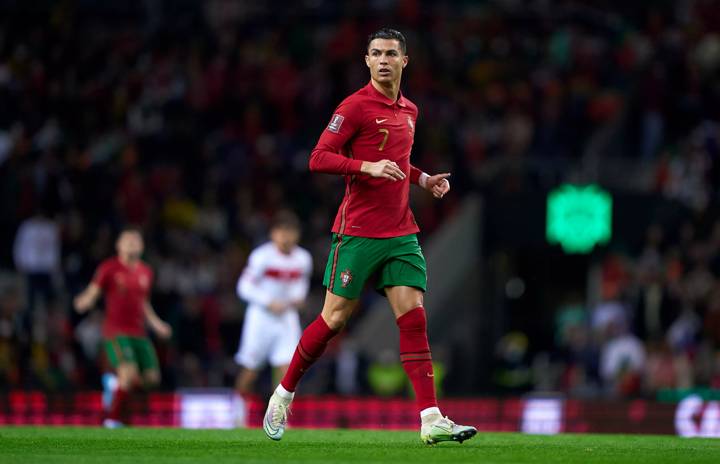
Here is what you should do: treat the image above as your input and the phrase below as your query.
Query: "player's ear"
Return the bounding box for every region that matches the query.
[402,55,408,68]
[365,54,370,68]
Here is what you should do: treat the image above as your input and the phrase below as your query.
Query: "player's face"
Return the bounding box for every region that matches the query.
[116,231,144,261]
[271,227,299,255]
[365,39,408,85]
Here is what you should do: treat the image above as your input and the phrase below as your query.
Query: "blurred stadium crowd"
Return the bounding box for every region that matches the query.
[498,220,720,398]
[1,0,720,398]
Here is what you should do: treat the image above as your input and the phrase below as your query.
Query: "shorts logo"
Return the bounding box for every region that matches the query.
[340,269,353,288]
[327,114,345,133]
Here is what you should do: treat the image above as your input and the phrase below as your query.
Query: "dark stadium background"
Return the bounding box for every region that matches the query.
[1,0,720,434]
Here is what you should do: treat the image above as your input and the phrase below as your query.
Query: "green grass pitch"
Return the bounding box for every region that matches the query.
[1,426,719,464]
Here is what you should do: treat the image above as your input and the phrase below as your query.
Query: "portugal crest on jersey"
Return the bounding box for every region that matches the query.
[340,269,353,288]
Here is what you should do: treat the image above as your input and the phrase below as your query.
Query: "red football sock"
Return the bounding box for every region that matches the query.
[108,388,129,422]
[280,315,338,392]
[397,307,438,412]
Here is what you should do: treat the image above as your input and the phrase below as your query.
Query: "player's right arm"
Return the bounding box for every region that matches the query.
[237,249,286,314]
[310,99,405,181]
[73,283,101,314]
[74,260,112,313]
[287,250,313,310]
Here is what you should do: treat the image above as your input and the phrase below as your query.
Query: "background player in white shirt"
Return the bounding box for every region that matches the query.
[233,211,312,424]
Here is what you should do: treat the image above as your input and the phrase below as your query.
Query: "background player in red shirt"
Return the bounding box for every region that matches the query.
[263,28,477,445]
[74,228,171,428]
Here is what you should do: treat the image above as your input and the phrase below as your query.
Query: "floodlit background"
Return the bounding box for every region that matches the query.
[1,0,720,432]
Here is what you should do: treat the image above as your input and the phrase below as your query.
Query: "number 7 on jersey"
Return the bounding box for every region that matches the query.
[377,128,389,151]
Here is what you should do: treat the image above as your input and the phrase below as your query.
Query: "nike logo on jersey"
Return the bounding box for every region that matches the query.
[375,118,387,124]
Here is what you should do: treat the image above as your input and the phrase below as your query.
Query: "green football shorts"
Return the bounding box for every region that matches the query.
[323,233,427,299]
[104,336,160,371]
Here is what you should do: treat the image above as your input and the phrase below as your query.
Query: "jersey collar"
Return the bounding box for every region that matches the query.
[366,81,407,107]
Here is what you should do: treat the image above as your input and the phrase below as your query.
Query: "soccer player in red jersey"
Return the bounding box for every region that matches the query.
[74,228,171,428]
[263,28,477,444]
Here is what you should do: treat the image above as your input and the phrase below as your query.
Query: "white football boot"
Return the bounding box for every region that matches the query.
[421,416,477,444]
[263,391,292,440]
[102,418,124,429]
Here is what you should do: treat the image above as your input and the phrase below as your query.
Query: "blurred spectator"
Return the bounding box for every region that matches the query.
[492,332,531,392]
[705,284,720,348]
[667,306,701,354]
[644,341,678,392]
[634,225,679,341]
[599,320,646,397]
[0,287,22,390]
[591,298,628,338]
[551,304,599,396]
[12,208,60,329]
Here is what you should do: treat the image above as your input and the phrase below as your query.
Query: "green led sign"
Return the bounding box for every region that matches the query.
[546,184,612,253]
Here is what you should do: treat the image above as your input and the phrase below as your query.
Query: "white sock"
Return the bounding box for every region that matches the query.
[108,374,118,391]
[420,406,442,425]
[275,384,295,400]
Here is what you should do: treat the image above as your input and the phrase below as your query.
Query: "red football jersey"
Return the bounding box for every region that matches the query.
[310,82,425,238]
[92,257,153,338]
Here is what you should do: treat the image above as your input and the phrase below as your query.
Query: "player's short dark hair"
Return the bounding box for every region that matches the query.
[271,210,300,231]
[367,28,407,55]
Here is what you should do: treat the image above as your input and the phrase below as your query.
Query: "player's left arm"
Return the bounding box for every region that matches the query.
[143,300,172,340]
[410,164,451,199]
[287,251,313,309]
[408,109,450,198]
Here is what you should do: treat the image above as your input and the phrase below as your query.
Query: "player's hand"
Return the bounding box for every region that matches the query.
[361,159,406,181]
[268,300,288,314]
[426,173,451,198]
[73,294,92,314]
[153,320,173,340]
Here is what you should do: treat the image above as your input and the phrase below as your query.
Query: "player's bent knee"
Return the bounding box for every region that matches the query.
[386,286,424,319]
[321,310,350,330]
[117,363,140,389]
[321,292,358,330]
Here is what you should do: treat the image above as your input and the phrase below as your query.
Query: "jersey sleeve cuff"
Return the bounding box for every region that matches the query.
[347,159,364,175]
[418,172,430,189]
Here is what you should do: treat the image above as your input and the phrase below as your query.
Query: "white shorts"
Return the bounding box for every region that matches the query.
[235,306,301,370]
